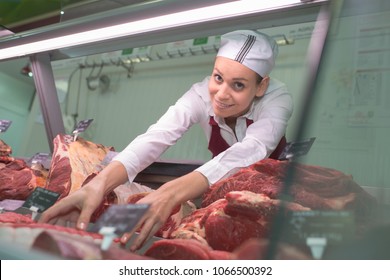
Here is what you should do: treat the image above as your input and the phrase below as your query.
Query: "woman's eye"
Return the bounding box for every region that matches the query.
[233,82,244,90]
[214,74,223,83]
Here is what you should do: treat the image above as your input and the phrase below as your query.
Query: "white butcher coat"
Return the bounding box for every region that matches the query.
[113,76,293,185]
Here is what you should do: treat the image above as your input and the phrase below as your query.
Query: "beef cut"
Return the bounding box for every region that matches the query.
[202,159,377,221]
[32,230,151,260]
[0,139,12,156]
[0,156,14,163]
[0,211,103,252]
[169,190,310,252]
[160,158,377,255]
[0,159,48,200]
[0,212,149,260]
[144,238,232,260]
[144,237,310,260]
[0,211,102,238]
[0,211,34,224]
[232,238,311,260]
[1,211,166,259]
[44,134,114,199]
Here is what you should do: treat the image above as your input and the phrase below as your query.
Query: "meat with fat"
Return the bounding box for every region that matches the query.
[144,237,311,260]
[44,134,115,199]
[0,159,48,200]
[144,238,232,260]
[169,190,310,252]
[202,159,377,221]
[232,238,311,260]
[0,139,12,156]
[32,230,151,260]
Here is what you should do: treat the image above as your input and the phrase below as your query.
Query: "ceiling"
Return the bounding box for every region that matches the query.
[0,0,156,86]
[0,0,150,36]
[0,0,242,86]
[0,0,330,86]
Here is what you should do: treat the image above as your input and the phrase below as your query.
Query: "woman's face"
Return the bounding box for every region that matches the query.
[209,56,269,119]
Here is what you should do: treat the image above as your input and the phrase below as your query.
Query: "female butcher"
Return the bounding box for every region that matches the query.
[40,30,293,251]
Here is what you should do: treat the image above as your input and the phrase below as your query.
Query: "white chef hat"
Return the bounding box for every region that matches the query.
[217,30,278,77]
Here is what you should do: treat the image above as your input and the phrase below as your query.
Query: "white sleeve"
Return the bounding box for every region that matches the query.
[113,83,207,182]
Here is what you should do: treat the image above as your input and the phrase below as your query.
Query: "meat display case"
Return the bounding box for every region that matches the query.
[0,0,329,152]
[1,0,390,260]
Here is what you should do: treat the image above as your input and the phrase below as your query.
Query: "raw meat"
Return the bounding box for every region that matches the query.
[32,230,151,260]
[144,237,310,260]
[0,212,149,260]
[0,211,103,252]
[232,238,311,260]
[144,238,232,260]
[0,159,48,200]
[44,134,113,197]
[0,211,102,239]
[169,190,310,252]
[0,156,14,163]
[0,211,34,224]
[44,134,114,198]
[224,190,310,221]
[166,159,377,254]
[0,139,12,156]
[202,159,377,221]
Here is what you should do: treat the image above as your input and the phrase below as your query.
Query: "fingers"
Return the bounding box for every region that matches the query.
[119,217,145,247]
[118,211,161,252]
[76,202,98,231]
[129,216,162,252]
[120,232,132,245]
[38,197,78,224]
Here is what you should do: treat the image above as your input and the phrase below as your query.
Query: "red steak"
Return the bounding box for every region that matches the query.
[144,238,232,260]
[0,139,12,156]
[0,159,48,200]
[169,190,310,252]
[202,159,377,221]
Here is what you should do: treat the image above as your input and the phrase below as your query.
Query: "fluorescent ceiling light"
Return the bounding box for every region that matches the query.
[0,0,302,61]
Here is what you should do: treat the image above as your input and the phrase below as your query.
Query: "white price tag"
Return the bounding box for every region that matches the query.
[72,119,93,141]
[0,120,12,133]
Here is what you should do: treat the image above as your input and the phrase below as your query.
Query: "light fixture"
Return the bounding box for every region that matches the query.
[21,63,33,77]
[0,0,305,61]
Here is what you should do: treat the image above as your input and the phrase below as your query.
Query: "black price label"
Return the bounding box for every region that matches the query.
[73,119,93,134]
[22,187,60,212]
[90,204,150,235]
[278,137,316,160]
[0,120,12,133]
[283,210,355,245]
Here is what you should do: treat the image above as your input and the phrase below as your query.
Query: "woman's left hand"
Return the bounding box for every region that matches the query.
[120,171,209,251]
[120,186,177,251]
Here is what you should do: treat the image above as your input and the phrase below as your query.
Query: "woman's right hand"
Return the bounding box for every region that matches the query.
[39,161,128,230]
[38,183,105,230]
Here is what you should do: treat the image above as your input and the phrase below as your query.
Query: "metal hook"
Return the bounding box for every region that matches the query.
[178,49,185,57]
[189,47,196,56]
[166,50,174,58]
[145,54,153,61]
[119,58,134,78]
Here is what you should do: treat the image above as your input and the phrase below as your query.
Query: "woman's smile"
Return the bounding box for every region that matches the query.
[214,99,234,110]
